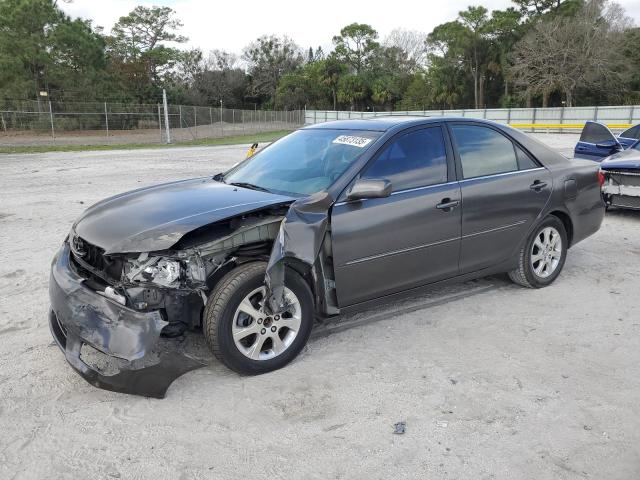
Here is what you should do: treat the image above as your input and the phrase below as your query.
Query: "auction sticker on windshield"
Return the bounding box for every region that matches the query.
[332,135,373,148]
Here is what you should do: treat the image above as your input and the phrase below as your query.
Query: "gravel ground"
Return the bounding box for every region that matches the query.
[1,133,639,480]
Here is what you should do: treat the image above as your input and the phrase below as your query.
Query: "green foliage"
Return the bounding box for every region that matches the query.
[332,23,379,74]
[243,35,303,105]
[0,0,637,111]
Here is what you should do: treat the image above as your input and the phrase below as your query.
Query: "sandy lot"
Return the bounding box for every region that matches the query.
[1,133,639,480]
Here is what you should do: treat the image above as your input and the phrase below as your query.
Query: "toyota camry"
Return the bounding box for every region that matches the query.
[49,117,605,397]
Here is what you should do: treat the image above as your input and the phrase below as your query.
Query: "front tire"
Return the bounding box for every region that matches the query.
[508,216,568,288]
[203,262,314,375]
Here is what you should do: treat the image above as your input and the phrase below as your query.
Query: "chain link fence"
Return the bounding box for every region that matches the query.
[0,99,305,147]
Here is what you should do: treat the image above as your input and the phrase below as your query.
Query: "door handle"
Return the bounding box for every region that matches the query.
[436,198,460,211]
[530,180,548,191]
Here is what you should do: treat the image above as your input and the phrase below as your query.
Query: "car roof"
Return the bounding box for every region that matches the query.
[301,115,569,167]
[302,116,492,132]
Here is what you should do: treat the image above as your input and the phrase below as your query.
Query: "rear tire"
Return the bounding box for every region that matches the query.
[203,262,314,375]
[508,216,568,288]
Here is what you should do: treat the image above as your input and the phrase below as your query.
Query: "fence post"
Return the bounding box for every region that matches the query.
[629,105,635,124]
[194,106,197,139]
[232,109,235,132]
[157,104,162,142]
[162,89,171,144]
[594,105,599,122]
[507,107,511,124]
[1,112,7,132]
[104,102,109,139]
[220,102,223,136]
[531,107,537,133]
[559,106,565,134]
[179,105,183,129]
[48,100,55,142]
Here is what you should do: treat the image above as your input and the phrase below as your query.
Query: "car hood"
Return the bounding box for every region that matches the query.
[601,148,640,170]
[73,178,295,254]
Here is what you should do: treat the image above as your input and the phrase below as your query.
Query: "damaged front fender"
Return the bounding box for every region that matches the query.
[265,191,336,314]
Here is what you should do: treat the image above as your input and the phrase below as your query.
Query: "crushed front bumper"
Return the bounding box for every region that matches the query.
[49,243,203,398]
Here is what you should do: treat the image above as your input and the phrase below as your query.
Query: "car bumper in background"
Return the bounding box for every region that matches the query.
[49,243,203,398]
[601,170,640,210]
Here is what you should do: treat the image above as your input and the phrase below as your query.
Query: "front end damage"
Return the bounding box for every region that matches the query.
[50,200,339,397]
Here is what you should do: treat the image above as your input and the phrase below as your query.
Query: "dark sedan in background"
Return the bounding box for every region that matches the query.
[49,117,605,397]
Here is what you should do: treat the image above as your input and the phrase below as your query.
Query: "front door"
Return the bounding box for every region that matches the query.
[331,125,462,307]
[448,123,553,274]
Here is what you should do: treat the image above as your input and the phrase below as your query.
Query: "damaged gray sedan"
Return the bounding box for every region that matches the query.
[50,117,605,397]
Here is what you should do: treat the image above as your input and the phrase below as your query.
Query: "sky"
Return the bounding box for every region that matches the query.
[60,0,640,54]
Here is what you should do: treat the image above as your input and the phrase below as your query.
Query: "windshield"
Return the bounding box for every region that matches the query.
[224,129,381,196]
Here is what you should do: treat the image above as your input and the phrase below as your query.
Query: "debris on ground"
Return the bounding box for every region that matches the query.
[393,421,406,434]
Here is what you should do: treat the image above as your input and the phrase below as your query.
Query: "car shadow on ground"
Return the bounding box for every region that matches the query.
[170,276,511,372]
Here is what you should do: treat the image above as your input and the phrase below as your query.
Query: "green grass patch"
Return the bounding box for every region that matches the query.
[0,130,291,154]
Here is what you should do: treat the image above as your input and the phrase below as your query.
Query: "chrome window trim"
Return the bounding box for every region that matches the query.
[459,167,545,183]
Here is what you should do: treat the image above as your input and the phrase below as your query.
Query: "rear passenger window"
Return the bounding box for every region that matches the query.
[362,127,447,191]
[451,125,518,179]
[515,146,539,170]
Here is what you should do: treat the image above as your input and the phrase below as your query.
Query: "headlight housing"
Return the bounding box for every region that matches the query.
[126,255,181,287]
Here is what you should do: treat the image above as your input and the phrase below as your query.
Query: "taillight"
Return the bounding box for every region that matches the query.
[597,170,605,187]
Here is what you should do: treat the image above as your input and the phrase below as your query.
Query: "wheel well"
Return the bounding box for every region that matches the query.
[203,252,317,322]
[549,211,573,247]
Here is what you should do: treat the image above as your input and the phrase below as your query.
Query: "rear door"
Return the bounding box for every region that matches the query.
[448,123,553,274]
[330,125,461,306]
[574,121,621,161]
[618,125,640,149]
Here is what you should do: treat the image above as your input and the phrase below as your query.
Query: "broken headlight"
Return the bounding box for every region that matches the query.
[126,255,182,287]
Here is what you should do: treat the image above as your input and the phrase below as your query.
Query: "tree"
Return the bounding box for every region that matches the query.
[510,0,628,106]
[426,21,471,108]
[383,29,428,71]
[318,57,347,110]
[243,35,302,106]
[337,74,367,110]
[512,0,583,17]
[0,0,62,100]
[484,8,522,101]
[107,5,187,102]
[397,74,432,110]
[110,6,186,59]
[458,6,490,109]
[332,23,379,74]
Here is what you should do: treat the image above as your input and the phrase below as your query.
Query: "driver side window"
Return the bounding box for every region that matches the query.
[361,127,448,192]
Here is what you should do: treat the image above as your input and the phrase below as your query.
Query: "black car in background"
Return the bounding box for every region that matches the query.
[49,117,605,397]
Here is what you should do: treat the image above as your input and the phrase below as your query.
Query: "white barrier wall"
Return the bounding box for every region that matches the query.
[304,106,640,132]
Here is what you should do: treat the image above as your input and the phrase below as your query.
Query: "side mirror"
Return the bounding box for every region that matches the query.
[347,179,392,201]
